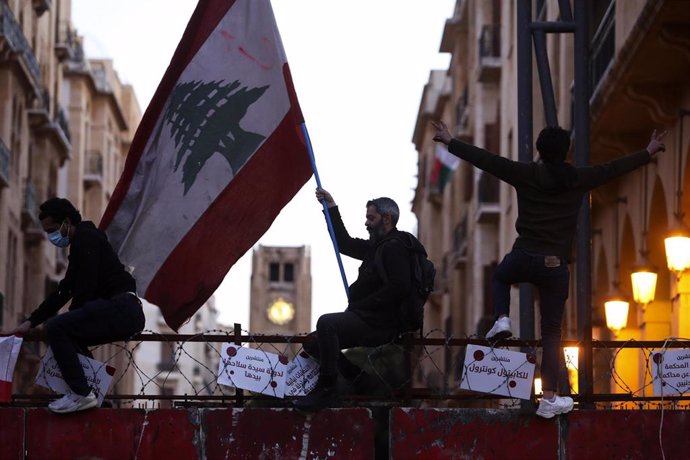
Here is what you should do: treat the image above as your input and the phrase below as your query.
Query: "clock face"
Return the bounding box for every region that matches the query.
[267,297,295,325]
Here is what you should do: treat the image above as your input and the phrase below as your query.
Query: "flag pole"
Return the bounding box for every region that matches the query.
[301,123,350,299]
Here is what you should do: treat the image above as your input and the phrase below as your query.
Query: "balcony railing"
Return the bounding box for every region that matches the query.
[55,106,71,143]
[478,24,501,82]
[22,180,39,225]
[0,137,10,187]
[0,3,41,90]
[454,86,470,138]
[84,150,103,186]
[477,172,499,204]
[591,1,615,94]
[476,172,500,223]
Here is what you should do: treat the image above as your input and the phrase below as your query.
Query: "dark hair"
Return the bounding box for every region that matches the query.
[38,197,82,224]
[536,126,571,163]
[366,197,400,226]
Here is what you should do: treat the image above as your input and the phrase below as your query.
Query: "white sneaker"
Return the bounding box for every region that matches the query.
[536,395,574,419]
[48,391,98,414]
[485,317,512,341]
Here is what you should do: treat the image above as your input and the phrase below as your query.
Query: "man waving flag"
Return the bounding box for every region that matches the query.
[100,0,311,330]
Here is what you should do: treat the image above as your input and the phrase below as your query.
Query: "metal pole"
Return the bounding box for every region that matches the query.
[301,123,350,299]
[574,0,593,408]
[517,0,535,343]
[533,29,558,127]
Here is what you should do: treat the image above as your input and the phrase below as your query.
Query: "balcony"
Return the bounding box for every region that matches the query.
[454,86,470,140]
[0,137,10,188]
[477,24,501,83]
[448,212,468,269]
[475,172,500,223]
[0,3,41,93]
[21,181,42,243]
[27,87,51,127]
[55,20,78,62]
[55,106,71,143]
[84,150,104,187]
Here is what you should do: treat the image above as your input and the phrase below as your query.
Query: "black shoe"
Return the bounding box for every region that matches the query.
[293,385,338,412]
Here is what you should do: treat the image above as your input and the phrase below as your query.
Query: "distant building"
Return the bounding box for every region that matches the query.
[249,245,312,355]
[135,297,221,408]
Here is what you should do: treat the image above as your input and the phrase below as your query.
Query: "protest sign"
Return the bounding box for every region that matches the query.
[460,344,536,400]
[35,348,115,406]
[650,349,690,396]
[217,344,288,398]
[0,335,23,402]
[285,352,319,397]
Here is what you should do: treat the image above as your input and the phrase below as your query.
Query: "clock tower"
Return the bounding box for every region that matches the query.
[249,245,312,337]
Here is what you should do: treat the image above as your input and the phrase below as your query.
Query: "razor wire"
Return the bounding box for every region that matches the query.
[5,327,690,411]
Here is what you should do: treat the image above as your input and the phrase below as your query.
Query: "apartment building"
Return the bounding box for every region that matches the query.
[413,0,690,399]
[0,0,144,399]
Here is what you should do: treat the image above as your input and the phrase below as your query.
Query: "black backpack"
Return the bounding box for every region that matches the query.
[374,232,436,334]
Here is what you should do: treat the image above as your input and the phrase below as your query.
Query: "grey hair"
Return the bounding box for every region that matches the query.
[366,197,400,226]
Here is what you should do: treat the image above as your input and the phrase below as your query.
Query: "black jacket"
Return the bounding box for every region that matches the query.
[28,221,137,326]
[448,139,651,259]
[327,206,412,329]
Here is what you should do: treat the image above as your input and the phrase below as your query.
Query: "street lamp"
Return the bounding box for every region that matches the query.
[665,231,690,274]
[632,165,657,305]
[605,197,630,335]
[605,297,630,333]
[631,264,657,305]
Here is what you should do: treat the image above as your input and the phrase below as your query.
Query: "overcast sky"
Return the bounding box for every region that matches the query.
[71,0,454,331]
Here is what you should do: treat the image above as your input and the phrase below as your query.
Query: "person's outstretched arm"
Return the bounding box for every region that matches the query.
[579,129,667,189]
[431,120,529,185]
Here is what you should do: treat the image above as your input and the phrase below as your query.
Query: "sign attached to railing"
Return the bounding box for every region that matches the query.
[285,352,319,397]
[650,349,690,396]
[0,335,23,402]
[35,348,115,406]
[217,344,288,398]
[0,335,22,383]
[459,344,536,400]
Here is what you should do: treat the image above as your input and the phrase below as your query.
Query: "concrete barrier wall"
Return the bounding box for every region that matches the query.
[0,407,374,460]
[390,408,690,460]
[1,407,688,459]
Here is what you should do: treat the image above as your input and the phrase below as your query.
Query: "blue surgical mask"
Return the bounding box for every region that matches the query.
[48,222,70,248]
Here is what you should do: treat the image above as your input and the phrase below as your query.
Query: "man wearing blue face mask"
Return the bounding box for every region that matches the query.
[5,198,145,414]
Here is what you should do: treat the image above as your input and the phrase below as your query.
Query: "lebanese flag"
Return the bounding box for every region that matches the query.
[429,144,459,192]
[100,0,311,330]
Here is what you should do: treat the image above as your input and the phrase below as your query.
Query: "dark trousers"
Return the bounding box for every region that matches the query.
[492,247,569,392]
[310,311,397,385]
[45,294,145,396]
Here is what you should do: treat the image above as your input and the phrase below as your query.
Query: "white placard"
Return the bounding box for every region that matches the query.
[459,344,536,400]
[0,336,23,382]
[285,352,319,397]
[35,348,115,406]
[650,349,690,396]
[217,344,287,398]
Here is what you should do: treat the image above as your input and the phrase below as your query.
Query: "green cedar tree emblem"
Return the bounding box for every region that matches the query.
[162,80,269,194]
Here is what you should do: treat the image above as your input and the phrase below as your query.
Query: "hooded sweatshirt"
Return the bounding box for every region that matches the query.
[447,139,651,260]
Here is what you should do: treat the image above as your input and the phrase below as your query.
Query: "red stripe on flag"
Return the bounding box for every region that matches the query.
[100,0,237,230]
[145,67,311,330]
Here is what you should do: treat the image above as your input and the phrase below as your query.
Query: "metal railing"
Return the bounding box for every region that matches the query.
[0,3,41,89]
[479,24,500,59]
[0,136,10,187]
[6,325,690,410]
